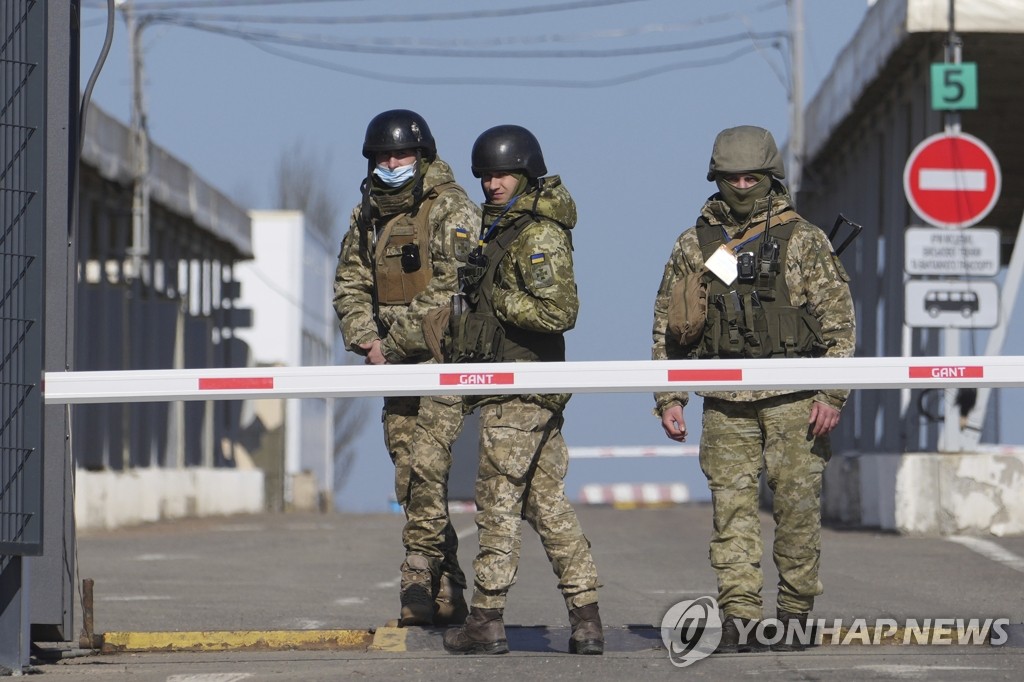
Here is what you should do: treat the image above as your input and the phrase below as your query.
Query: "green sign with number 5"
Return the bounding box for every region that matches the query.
[931,63,978,110]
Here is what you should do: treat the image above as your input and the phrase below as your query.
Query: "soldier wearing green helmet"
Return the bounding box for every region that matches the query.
[652,125,856,653]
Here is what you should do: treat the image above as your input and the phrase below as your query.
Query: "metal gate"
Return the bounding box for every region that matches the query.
[0,0,47,670]
[0,0,45,556]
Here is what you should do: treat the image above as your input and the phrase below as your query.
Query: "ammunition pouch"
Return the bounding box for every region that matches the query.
[703,292,827,359]
[446,308,505,363]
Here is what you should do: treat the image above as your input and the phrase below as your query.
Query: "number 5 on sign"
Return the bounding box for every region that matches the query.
[931,63,978,110]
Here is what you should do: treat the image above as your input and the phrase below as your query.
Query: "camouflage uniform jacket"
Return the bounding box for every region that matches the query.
[333,158,481,363]
[482,176,579,410]
[652,191,855,415]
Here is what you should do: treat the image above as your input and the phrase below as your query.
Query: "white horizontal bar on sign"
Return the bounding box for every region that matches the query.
[569,446,699,459]
[41,356,1024,405]
[918,168,987,191]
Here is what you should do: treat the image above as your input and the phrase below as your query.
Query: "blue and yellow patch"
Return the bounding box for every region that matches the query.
[452,227,474,261]
[528,252,554,288]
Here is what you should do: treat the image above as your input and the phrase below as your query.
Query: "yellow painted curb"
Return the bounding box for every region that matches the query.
[369,626,408,652]
[101,629,373,653]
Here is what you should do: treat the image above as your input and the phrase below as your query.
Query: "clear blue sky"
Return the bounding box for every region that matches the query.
[79,1,940,512]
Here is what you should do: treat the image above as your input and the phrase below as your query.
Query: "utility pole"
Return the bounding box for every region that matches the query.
[119,0,150,279]
[940,0,963,452]
[787,0,804,203]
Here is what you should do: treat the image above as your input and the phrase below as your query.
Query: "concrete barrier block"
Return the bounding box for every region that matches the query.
[75,467,265,530]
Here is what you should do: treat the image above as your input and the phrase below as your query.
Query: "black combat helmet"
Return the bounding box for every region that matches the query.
[471,124,547,179]
[362,109,436,160]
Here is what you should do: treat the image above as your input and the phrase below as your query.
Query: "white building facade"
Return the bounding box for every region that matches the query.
[237,210,338,508]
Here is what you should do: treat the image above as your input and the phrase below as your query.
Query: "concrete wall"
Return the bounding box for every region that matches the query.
[75,468,265,531]
[823,449,1024,536]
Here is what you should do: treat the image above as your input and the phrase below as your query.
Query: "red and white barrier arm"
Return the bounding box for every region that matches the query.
[41,356,1024,405]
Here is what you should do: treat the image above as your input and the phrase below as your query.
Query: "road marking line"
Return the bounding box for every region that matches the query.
[947,535,1024,574]
[102,595,173,602]
[167,671,253,675]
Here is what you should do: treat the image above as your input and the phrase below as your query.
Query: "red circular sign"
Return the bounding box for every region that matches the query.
[903,132,1001,229]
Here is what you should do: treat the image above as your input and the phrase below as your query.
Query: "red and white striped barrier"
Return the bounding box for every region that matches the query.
[41,356,1024,405]
[580,482,690,507]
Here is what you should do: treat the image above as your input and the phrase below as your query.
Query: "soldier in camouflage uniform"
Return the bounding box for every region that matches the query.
[333,110,481,627]
[651,126,856,653]
[442,125,602,656]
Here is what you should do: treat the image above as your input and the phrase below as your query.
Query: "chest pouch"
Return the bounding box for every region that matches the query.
[376,224,431,305]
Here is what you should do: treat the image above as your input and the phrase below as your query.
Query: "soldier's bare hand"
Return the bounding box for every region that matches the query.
[809,401,840,437]
[661,405,688,442]
[363,339,387,365]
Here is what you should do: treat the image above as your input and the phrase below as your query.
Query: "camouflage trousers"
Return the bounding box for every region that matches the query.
[471,398,600,611]
[383,395,467,588]
[699,392,831,619]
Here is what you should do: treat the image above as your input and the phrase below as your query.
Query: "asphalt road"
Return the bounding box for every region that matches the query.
[37,505,1024,681]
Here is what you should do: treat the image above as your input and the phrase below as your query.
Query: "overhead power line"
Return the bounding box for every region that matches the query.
[146,0,784,27]
[249,40,769,88]
[159,18,788,59]
[132,0,656,23]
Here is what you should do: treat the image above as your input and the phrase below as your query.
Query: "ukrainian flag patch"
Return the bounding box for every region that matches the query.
[528,252,554,288]
[453,227,473,261]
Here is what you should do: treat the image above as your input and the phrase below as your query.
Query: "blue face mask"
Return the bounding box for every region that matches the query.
[373,162,416,187]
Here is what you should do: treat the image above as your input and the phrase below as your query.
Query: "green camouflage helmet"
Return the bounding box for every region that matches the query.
[706,125,786,181]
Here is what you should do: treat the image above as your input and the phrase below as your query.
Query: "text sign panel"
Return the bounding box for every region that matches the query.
[905,227,1000,276]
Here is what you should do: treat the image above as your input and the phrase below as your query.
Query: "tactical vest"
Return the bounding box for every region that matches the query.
[373,181,461,305]
[474,215,567,363]
[696,212,827,359]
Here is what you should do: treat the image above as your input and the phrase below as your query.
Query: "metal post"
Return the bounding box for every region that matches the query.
[122,0,150,276]
[940,0,962,448]
[961,209,1024,450]
[787,0,805,201]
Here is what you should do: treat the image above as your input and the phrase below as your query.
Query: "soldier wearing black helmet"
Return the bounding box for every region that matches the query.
[333,109,481,627]
[651,126,855,653]
[441,125,602,657]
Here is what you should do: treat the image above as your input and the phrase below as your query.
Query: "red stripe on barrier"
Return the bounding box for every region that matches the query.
[439,372,515,386]
[199,377,274,390]
[668,369,743,382]
[909,366,983,379]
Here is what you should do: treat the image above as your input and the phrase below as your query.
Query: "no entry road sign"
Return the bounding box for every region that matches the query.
[903,132,1001,229]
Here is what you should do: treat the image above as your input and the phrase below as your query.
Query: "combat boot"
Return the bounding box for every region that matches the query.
[398,554,436,626]
[442,607,509,655]
[772,609,809,652]
[714,616,767,654]
[568,603,604,655]
[434,574,469,626]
